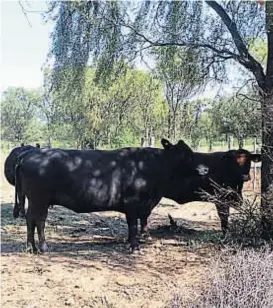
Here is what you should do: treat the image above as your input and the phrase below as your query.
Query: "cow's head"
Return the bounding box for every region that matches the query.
[221,149,261,182]
[161,138,196,175]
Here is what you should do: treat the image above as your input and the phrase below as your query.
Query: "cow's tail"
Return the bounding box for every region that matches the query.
[14,161,22,219]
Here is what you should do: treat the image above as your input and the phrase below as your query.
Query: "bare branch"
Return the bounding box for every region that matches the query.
[18,1,32,27]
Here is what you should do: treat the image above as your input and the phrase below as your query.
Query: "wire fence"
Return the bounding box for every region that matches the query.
[243,163,261,193]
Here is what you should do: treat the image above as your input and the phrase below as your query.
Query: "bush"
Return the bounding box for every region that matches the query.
[227,194,264,246]
[167,247,273,308]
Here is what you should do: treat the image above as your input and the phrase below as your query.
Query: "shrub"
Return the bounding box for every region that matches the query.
[167,247,273,308]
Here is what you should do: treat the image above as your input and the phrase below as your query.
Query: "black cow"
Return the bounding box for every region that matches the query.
[14,139,197,253]
[4,144,41,218]
[160,148,261,233]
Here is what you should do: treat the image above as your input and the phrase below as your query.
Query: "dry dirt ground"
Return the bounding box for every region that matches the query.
[1,153,228,308]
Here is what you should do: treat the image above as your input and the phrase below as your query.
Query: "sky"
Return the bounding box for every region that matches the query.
[1,1,53,92]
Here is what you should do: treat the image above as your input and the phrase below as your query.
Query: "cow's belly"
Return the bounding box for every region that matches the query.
[51,194,117,213]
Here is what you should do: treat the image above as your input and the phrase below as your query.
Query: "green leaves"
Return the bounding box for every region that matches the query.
[211,93,261,142]
[1,87,42,143]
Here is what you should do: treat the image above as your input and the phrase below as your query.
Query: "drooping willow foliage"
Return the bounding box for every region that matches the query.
[46,0,265,99]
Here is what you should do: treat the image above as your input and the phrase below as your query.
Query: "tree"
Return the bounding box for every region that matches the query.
[47,1,273,236]
[154,46,206,141]
[45,66,167,149]
[212,94,262,148]
[1,87,40,143]
[129,70,167,146]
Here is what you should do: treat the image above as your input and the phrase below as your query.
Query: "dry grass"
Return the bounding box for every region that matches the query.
[167,247,273,308]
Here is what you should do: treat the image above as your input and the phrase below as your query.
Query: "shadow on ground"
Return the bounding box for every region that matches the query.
[1,202,222,273]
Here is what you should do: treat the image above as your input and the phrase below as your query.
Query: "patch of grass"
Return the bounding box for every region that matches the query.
[1,203,26,227]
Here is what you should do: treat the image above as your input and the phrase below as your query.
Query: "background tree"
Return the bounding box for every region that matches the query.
[154,46,205,142]
[212,94,262,148]
[1,87,41,144]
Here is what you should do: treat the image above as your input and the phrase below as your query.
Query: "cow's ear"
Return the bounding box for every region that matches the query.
[177,140,193,153]
[251,154,261,162]
[161,138,173,150]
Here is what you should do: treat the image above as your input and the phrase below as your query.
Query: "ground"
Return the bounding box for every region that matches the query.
[1,153,230,308]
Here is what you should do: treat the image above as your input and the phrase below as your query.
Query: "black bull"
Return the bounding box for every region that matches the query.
[162,149,261,233]
[14,139,197,253]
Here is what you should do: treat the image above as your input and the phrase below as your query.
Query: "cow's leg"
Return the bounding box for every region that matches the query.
[36,207,49,253]
[126,214,139,253]
[140,216,152,241]
[18,195,26,218]
[13,193,26,219]
[215,203,230,234]
[26,208,37,253]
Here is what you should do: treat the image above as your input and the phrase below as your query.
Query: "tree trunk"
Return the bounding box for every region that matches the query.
[261,1,273,238]
[228,135,233,150]
[208,139,213,152]
[167,112,172,140]
[238,136,243,149]
[261,92,273,238]
[173,114,176,141]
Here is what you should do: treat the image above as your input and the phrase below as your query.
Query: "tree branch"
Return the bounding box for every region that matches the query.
[18,1,32,27]
[122,21,238,59]
[206,0,266,91]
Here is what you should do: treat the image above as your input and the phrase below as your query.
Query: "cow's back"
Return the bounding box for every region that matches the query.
[18,147,170,211]
[4,145,35,185]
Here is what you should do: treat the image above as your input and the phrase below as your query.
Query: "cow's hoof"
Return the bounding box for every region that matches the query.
[131,248,144,256]
[140,233,152,242]
[26,243,38,254]
[39,242,48,253]
[19,210,26,218]
[13,207,20,219]
[128,245,143,255]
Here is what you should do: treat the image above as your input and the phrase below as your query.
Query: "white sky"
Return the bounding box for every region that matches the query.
[1,1,53,92]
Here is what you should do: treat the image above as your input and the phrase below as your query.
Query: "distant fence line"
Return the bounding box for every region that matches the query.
[243,163,261,193]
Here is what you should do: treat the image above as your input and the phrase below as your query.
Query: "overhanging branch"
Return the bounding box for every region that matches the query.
[206,0,266,91]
